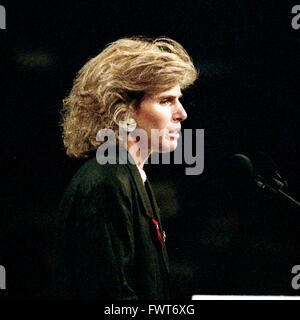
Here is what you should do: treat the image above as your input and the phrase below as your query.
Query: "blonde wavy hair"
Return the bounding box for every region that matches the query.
[60,36,198,157]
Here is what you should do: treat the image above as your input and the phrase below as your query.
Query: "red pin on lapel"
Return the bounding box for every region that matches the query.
[152,218,165,247]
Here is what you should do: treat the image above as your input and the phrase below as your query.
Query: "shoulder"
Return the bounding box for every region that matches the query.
[58,157,135,219]
[68,157,134,198]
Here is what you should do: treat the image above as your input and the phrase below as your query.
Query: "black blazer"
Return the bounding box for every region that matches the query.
[54,147,170,300]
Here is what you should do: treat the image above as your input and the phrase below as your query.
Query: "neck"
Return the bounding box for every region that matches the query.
[122,136,151,171]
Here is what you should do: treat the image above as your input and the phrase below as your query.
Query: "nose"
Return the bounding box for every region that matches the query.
[174,100,187,122]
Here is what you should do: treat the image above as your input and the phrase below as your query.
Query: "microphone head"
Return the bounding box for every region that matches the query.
[231,154,255,176]
[225,154,254,181]
[221,152,287,193]
[221,153,255,191]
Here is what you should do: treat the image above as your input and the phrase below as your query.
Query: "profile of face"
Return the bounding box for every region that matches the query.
[133,84,187,153]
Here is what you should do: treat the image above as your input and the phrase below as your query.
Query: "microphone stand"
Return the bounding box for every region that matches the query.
[277,189,300,208]
[254,175,300,209]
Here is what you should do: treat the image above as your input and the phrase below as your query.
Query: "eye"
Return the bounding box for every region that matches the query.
[160,99,171,105]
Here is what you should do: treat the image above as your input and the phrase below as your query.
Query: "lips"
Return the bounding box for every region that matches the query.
[168,127,181,134]
[168,129,181,139]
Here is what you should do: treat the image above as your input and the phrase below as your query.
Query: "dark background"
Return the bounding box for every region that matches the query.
[0,0,299,299]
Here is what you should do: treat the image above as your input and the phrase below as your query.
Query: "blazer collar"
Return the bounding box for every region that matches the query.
[117,146,155,220]
[98,145,158,220]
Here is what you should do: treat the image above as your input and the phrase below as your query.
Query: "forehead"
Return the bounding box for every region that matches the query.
[147,85,182,99]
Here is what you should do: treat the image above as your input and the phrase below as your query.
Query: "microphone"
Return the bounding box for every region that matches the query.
[231,153,300,209]
[222,153,254,187]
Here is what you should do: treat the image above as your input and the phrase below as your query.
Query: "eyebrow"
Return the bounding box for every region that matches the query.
[156,93,183,99]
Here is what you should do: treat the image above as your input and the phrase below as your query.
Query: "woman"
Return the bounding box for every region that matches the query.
[55,36,198,299]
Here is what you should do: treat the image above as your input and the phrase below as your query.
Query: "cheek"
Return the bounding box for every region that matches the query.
[135,100,172,133]
[147,109,171,131]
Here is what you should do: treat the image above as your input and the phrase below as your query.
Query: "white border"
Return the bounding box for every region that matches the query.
[192,295,300,300]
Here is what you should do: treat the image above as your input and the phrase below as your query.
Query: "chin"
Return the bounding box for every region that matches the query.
[159,141,178,153]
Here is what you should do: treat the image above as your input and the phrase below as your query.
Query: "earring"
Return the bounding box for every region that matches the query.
[124,118,137,132]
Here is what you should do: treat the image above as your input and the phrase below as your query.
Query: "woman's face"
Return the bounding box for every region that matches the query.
[133,84,187,153]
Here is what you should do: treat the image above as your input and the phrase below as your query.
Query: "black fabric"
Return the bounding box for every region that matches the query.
[54,147,170,300]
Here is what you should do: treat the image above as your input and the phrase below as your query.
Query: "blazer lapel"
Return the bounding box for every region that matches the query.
[126,163,155,219]
[117,146,170,273]
[145,180,170,273]
[118,146,154,219]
